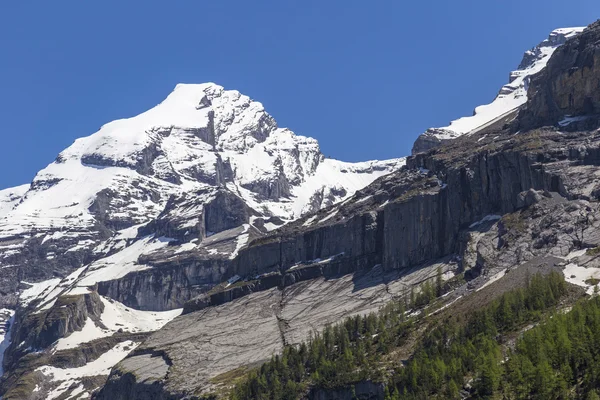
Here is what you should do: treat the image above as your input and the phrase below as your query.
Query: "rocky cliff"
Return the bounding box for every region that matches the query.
[517,19,600,131]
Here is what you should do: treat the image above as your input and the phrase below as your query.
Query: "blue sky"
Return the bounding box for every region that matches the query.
[0,1,598,189]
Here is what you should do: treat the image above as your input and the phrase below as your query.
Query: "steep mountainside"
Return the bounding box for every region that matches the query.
[0,84,402,306]
[93,20,600,399]
[2,19,600,400]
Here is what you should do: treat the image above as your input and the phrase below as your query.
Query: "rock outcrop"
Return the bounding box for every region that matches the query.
[517,20,600,131]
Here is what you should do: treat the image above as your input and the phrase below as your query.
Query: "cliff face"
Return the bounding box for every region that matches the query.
[517,20,600,131]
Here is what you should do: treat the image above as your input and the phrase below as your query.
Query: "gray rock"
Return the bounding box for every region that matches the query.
[95,261,455,398]
[517,189,544,209]
[517,20,600,131]
[411,128,456,154]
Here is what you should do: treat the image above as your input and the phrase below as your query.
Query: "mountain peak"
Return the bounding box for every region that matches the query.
[0,82,403,312]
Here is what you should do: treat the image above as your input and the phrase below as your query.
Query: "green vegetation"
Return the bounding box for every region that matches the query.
[585,278,600,286]
[501,212,527,235]
[389,271,567,399]
[230,299,411,400]
[586,246,600,256]
[231,271,578,400]
[502,295,600,399]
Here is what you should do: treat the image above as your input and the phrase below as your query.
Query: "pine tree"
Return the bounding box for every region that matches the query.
[447,379,460,399]
[588,390,600,400]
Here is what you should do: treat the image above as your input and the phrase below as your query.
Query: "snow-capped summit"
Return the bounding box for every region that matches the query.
[412,27,586,154]
[0,83,403,399]
[0,82,404,308]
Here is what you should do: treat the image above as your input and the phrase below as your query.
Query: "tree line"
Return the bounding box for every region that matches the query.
[230,271,586,399]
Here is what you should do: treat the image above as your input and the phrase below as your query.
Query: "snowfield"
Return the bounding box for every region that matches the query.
[37,340,139,400]
[54,298,181,351]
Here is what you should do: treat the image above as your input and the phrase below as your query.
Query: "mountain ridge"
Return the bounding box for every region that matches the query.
[0,82,403,399]
[412,26,585,154]
[0,82,403,307]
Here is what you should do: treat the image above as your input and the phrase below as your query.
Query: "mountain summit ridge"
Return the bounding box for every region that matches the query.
[0,82,403,326]
[0,82,404,399]
[412,26,585,154]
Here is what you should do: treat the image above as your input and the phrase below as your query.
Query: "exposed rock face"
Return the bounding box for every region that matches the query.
[97,257,231,311]
[0,285,180,400]
[517,20,600,131]
[1,292,104,399]
[97,262,454,398]
[224,138,580,279]
[99,352,175,400]
[203,190,252,234]
[11,292,104,355]
[411,128,457,154]
[138,188,253,244]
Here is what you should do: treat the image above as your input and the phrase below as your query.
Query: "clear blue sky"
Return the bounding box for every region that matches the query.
[0,1,598,189]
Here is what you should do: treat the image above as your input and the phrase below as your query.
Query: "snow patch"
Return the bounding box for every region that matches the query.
[419,27,585,143]
[54,318,110,351]
[564,262,600,295]
[287,252,345,271]
[99,297,181,334]
[54,297,181,351]
[477,269,507,291]
[559,115,591,127]
[37,340,138,400]
[20,279,61,307]
[76,236,173,287]
[469,214,501,228]
[229,225,250,259]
